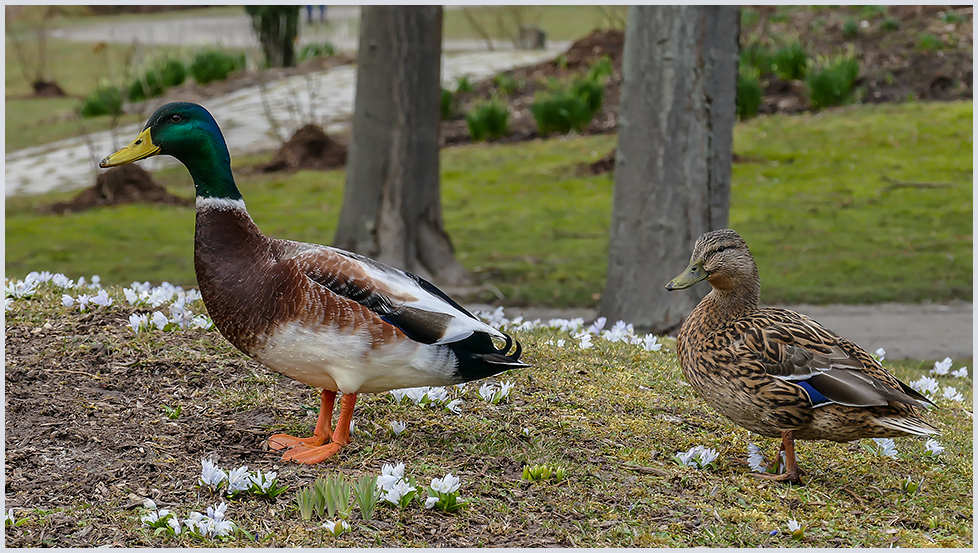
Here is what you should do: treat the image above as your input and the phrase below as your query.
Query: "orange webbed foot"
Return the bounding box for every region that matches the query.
[267,432,328,451]
[281,442,345,464]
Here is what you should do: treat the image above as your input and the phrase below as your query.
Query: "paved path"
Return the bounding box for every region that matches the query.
[7,9,567,197]
[467,302,974,361]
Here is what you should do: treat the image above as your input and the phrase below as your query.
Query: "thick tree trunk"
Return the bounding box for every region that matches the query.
[599,5,739,334]
[334,6,473,286]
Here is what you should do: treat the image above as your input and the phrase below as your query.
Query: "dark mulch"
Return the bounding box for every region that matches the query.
[37,165,191,215]
[258,124,348,173]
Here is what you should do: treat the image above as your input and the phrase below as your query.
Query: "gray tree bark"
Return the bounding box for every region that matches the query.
[334,6,473,286]
[599,5,739,334]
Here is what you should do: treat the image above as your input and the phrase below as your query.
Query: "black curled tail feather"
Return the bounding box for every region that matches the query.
[449,330,528,383]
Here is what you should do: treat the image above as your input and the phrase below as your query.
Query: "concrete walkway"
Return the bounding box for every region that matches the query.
[7,9,567,197]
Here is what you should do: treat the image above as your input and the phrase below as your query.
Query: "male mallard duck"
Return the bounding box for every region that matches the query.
[100,102,527,464]
[666,229,936,483]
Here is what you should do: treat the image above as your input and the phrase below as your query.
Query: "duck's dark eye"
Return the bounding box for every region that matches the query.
[169,114,182,123]
[716,246,726,253]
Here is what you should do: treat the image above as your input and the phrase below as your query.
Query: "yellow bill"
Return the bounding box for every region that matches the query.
[99,127,160,168]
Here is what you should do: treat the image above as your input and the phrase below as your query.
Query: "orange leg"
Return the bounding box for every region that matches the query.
[282,392,358,465]
[749,430,805,485]
[268,389,335,451]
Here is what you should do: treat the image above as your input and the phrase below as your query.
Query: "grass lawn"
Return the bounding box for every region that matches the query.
[3,284,972,546]
[5,101,972,307]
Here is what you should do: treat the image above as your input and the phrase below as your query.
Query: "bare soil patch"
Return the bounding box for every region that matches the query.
[37,165,191,214]
[258,124,348,173]
[442,6,972,147]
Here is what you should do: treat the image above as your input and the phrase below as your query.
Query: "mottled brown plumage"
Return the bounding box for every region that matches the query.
[667,229,937,483]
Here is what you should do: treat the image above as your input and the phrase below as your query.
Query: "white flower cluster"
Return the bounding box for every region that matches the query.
[929,357,969,379]
[388,386,463,414]
[199,459,277,496]
[125,282,213,333]
[924,438,944,457]
[479,309,664,353]
[909,374,967,404]
[873,437,899,458]
[675,445,719,469]
[376,462,416,505]
[5,272,103,309]
[478,380,514,404]
[746,443,766,472]
[425,473,463,509]
[140,502,236,539]
[61,289,113,312]
[389,420,407,436]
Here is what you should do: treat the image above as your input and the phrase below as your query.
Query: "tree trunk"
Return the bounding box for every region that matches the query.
[245,6,300,68]
[599,5,739,334]
[334,6,473,286]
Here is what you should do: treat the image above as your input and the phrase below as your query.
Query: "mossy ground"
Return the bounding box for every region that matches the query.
[3,285,973,547]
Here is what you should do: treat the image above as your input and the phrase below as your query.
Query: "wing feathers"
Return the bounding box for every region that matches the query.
[279,242,516,351]
[742,308,931,410]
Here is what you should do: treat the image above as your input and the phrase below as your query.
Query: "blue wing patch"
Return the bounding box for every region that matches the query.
[797,380,834,407]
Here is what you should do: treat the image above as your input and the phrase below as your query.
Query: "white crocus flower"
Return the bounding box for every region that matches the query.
[191,315,214,330]
[383,479,416,505]
[123,288,140,305]
[747,443,766,472]
[5,508,13,526]
[577,332,593,350]
[390,421,407,436]
[430,473,461,494]
[75,294,91,312]
[931,357,953,376]
[874,347,886,361]
[874,438,898,458]
[248,470,277,492]
[142,498,157,510]
[376,462,406,492]
[389,389,408,403]
[909,376,940,399]
[586,316,607,334]
[151,311,169,330]
[200,459,227,488]
[478,383,496,402]
[61,294,75,307]
[445,398,463,414]
[642,334,662,352]
[226,466,251,493]
[924,439,944,457]
[128,313,148,333]
[141,508,172,525]
[51,274,74,288]
[424,496,438,509]
[322,520,350,534]
[426,387,449,404]
[498,380,515,400]
[951,366,968,378]
[4,298,14,311]
[555,339,566,347]
[941,386,964,402]
[90,289,112,307]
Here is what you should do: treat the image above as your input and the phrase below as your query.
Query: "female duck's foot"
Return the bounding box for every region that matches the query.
[749,469,804,485]
[749,429,805,484]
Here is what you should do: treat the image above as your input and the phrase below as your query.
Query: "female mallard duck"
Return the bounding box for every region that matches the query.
[100,102,526,464]
[666,229,936,484]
